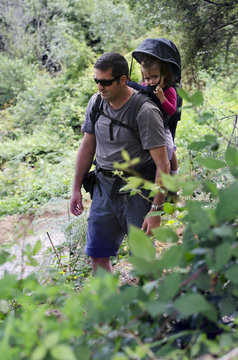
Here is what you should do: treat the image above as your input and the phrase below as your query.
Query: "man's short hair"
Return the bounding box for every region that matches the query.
[94,52,129,79]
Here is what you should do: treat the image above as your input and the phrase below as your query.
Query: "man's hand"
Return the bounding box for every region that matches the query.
[141,212,161,236]
[70,190,84,216]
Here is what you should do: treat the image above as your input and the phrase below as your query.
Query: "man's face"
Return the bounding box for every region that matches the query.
[94,68,121,102]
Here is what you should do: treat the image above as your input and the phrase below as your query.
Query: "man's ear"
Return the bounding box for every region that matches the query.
[120,75,128,87]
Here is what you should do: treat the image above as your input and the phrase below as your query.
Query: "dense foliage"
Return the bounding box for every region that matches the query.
[0,0,238,358]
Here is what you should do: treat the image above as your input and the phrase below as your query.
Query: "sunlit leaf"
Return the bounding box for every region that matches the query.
[31,345,47,360]
[163,202,175,214]
[51,345,76,360]
[33,240,42,255]
[121,149,130,161]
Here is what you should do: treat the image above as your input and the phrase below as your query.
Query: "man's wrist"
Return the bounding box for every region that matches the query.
[151,203,163,211]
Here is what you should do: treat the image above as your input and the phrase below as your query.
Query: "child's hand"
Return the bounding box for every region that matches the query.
[154,84,166,103]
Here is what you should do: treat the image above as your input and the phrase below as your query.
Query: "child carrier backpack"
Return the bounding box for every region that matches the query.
[129,37,182,140]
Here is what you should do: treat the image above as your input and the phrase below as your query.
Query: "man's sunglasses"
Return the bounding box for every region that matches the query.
[94,75,122,87]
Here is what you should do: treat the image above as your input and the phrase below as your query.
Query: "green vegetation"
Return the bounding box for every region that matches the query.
[0,0,237,358]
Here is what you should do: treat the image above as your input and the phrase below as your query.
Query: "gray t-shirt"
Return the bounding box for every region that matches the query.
[82,90,165,170]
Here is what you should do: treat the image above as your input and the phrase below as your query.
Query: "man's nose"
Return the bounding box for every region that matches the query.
[97,83,104,91]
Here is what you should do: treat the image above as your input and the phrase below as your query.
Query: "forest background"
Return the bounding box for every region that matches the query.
[0,1,238,359]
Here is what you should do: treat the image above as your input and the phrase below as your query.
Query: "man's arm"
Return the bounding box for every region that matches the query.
[70,133,96,216]
[141,145,170,235]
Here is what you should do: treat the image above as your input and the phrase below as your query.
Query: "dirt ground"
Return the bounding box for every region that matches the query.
[0,201,70,245]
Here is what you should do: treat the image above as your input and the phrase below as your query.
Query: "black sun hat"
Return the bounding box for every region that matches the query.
[132,37,181,82]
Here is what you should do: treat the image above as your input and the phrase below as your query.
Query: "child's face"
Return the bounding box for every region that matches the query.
[141,64,163,87]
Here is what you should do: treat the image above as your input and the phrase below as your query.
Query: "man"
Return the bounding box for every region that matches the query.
[70,52,170,273]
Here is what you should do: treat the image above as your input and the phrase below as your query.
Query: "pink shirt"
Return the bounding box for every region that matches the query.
[161,87,177,116]
[141,83,177,117]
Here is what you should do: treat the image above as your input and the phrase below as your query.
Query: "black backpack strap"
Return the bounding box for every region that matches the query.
[88,91,150,142]
[89,93,103,126]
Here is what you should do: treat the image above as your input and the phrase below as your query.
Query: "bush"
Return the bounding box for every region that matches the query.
[0,56,38,108]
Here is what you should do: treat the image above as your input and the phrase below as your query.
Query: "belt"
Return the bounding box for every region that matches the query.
[99,168,116,178]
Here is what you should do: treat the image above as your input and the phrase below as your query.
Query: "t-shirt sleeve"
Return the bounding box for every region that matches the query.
[161,87,177,116]
[136,100,166,150]
[81,93,100,134]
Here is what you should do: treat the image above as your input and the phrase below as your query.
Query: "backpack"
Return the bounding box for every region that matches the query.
[89,91,150,142]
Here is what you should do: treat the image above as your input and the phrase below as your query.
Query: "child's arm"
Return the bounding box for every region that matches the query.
[154,86,177,116]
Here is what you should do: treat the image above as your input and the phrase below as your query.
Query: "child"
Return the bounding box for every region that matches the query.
[140,54,178,176]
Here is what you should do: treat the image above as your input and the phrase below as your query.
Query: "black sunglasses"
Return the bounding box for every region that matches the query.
[94,75,122,87]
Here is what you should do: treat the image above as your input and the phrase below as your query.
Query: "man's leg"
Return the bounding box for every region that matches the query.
[91,257,113,273]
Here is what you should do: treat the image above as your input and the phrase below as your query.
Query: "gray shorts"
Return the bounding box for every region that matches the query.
[85,180,151,257]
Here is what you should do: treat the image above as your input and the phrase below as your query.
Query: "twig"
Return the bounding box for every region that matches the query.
[46,232,62,267]
[228,113,238,146]
[67,200,71,221]
[180,265,207,287]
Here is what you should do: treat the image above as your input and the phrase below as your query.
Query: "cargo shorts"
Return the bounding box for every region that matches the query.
[85,179,151,258]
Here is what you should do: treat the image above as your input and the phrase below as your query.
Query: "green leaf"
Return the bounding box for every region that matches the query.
[152,227,178,243]
[0,250,11,265]
[190,91,203,106]
[51,345,76,360]
[44,332,60,349]
[196,156,226,170]
[128,225,156,262]
[161,173,179,192]
[158,273,181,301]
[31,346,47,360]
[32,240,42,255]
[174,293,217,322]
[129,256,155,276]
[189,141,209,151]
[197,112,215,124]
[163,202,175,214]
[176,87,191,102]
[145,300,167,317]
[202,180,219,197]
[225,146,238,177]
[120,176,143,191]
[225,265,238,284]
[216,182,238,222]
[212,242,231,272]
[186,201,211,234]
[121,149,130,161]
[156,243,185,271]
[180,181,199,196]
